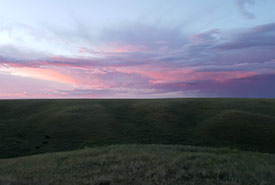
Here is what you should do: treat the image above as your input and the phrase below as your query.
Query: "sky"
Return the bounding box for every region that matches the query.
[0,0,275,99]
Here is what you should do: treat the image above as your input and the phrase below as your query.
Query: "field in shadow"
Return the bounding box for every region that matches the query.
[1,98,275,158]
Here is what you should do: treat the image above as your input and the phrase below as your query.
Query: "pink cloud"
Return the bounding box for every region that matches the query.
[1,21,275,98]
[109,65,257,85]
[0,66,76,85]
[78,43,148,57]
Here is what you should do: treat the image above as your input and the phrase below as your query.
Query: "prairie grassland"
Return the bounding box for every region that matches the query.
[1,98,275,158]
[1,145,275,185]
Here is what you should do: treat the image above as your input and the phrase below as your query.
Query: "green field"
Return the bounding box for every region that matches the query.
[1,145,275,185]
[1,98,275,158]
[1,98,275,184]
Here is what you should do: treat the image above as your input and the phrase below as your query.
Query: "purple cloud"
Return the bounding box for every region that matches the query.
[1,22,275,98]
[217,23,275,50]
[186,74,275,98]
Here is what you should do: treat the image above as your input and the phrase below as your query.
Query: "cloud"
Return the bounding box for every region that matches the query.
[1,22,275,98]
[0,65,76,85]
[217,23,275,50]
[235,0,256,19]
[0,45,50,59]
[186,74,275,98]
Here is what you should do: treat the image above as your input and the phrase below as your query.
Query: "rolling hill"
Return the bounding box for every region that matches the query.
[1,98,275,158]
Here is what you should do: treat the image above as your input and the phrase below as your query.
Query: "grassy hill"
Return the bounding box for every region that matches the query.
[1,98,275,158]
[1,145,275,185]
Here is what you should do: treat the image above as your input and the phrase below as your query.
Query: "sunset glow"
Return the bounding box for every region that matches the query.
[0,0,275,98]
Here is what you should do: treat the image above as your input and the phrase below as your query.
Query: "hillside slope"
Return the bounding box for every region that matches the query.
[1,98,275,158]
[1,145,275,185]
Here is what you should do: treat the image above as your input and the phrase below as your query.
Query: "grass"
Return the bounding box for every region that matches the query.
[1,144,275,185]
[1,98,275,158]
[1,98,275,184]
